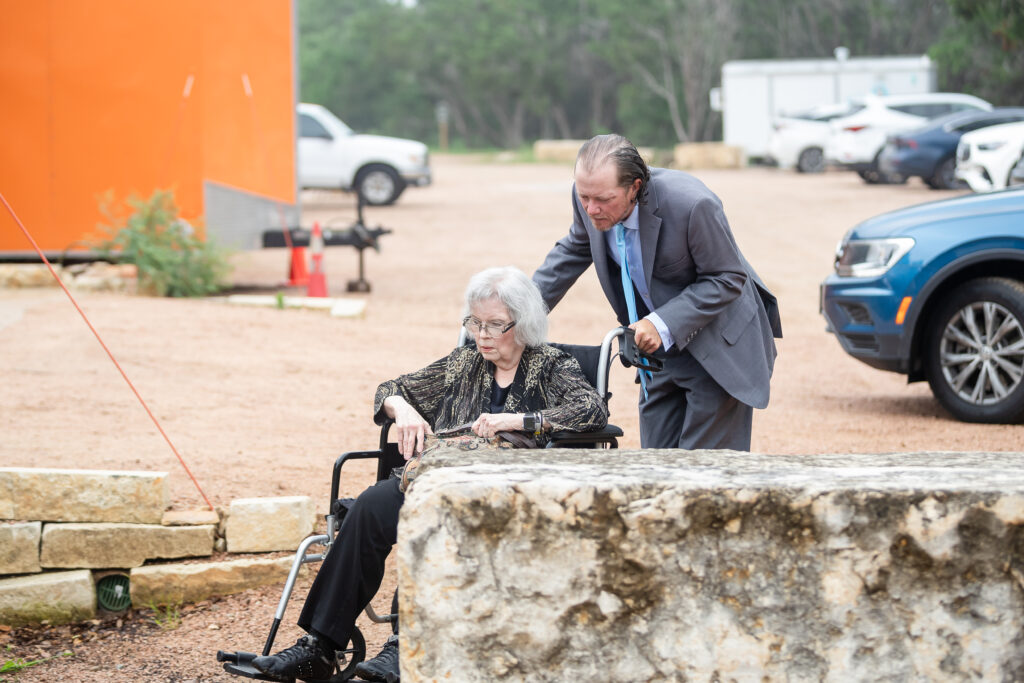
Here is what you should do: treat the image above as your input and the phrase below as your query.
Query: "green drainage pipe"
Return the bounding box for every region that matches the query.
[96,573,132,612]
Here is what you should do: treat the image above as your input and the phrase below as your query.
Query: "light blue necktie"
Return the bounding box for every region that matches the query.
[614,223,650,399]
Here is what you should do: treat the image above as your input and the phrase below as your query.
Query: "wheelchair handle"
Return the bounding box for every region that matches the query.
[616,327,664,373]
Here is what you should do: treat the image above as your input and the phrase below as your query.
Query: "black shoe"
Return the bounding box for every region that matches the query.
[251,634,337,682]
[353,634,400,682]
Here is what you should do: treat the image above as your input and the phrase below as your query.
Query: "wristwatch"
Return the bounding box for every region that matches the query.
[522,411,543,436]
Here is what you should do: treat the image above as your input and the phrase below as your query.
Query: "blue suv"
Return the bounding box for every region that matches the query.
[820,187,1024,423]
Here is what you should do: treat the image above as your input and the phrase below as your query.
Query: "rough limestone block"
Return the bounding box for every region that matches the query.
[0,521,41,575]
[40,523,215,568]
[0,467,168,523]
[532,139,656,164]
[398,450,1024,681]
[0,264,62,288]
[0,569,95,626]
[225,496,316,553]
[532,139,587,163]
[161,509,220,526]
[673,142,745,169]
[130,555,311,606]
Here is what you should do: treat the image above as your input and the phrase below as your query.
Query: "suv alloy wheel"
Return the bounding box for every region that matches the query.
[925,277,1024,422]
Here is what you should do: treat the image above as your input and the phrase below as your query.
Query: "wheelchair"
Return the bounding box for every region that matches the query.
[216,326,660,681]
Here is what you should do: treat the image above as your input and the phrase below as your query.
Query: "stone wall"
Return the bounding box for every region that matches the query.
[1,467,318,624]
[398,449,1024,681]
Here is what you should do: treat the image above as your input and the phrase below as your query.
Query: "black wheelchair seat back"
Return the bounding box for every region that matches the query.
[549,342,604,399]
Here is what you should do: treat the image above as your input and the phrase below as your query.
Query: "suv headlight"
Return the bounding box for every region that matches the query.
[834,237,915,278]
[977,141,1006,151]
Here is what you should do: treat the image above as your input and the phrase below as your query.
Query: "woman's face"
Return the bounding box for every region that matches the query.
[468,297,523,368]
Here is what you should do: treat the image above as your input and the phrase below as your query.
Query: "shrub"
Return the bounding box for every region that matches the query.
[95,190,231,297]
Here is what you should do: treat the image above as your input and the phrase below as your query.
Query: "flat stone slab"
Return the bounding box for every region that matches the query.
[0,569,95,626]
[130,555,312,606]
[40,523,215,568]
[399,450,1024,681]
[0,467,168,523]
[161,509,220,526]
[225,496,316,553]
[223,294,366,318]
[0,521,41,575]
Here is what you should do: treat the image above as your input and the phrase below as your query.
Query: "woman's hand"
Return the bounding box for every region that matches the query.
[384,396,432,459]
[471,412,524,439]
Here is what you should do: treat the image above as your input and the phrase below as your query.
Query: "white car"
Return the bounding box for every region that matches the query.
[298,102,431,206]
[766,103,852,173]
[1012,156,1024,187]
[956,121,1024,193]
[825,93,992,184]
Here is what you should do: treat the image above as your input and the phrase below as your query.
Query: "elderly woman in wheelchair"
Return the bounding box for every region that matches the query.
[250,266,608,682]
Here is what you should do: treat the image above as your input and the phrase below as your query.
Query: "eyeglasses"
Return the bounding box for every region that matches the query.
[463,316,516,337]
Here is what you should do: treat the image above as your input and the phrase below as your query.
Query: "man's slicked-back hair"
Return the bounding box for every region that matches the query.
[575,134,651,204]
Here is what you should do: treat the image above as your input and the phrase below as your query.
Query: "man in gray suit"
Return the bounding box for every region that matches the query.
[533,134,781,450]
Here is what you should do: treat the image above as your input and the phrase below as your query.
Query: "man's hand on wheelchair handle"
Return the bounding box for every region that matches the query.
[629,319,661,354]
[383,396,433,459]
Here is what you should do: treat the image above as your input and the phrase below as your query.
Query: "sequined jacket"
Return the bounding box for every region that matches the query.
[373,344,608,446]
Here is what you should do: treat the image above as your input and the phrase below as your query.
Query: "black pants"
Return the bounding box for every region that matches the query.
[297,477,403,647]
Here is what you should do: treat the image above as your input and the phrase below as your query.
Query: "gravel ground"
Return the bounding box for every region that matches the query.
[2,155,1022,681]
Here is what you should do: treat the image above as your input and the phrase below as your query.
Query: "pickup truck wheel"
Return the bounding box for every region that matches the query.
[796,147,825,173]
[924,277,1024,423]
[356,165,405,206]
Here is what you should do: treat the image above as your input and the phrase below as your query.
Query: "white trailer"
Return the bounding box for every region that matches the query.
[716,53,936,159]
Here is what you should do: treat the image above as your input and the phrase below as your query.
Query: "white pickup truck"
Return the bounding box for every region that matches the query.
[297,103,431,206]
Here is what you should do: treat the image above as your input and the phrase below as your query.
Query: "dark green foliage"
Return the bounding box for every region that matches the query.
[296,0,1016,147]
[95,190,230,298]
[931,0,1024,106]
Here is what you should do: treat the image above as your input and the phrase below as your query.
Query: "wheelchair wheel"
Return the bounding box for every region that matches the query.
[328,626,365,682]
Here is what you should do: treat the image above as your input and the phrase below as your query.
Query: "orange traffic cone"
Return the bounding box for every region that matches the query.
[306,222,328,297]
[287,246,309,286]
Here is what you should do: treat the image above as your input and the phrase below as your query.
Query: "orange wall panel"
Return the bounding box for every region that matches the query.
[48,0,205,245]
[0,3,54,249]
[0,0,294,254]
[200,0,296,200]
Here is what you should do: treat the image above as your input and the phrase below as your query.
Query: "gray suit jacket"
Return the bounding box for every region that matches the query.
[534,168,781,409]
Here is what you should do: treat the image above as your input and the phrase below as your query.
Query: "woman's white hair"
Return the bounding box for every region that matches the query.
[463,266,548,347]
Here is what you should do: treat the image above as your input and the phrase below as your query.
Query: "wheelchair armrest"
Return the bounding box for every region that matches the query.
[547,424,623,448]
[331,450,389,505]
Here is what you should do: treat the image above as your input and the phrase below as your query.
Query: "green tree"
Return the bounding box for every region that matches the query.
[298,0,434,141]
[585,0,742,143]
[931,0,1024,105]
[405,0,593,148]
[733,0,951,59]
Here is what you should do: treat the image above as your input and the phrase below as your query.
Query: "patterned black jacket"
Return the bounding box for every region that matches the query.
[373,344,608,446]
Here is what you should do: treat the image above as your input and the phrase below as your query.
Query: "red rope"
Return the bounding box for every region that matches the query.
[1,191,214,510]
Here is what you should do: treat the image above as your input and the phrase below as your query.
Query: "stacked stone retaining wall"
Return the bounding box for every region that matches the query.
[0,467,318,626]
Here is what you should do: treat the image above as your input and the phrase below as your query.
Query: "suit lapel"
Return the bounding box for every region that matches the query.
[638,188,662,291]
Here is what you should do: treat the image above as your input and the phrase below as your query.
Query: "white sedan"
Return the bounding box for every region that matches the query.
[956,120,1024,192]
[766,103,852,173]
[825,92,991,184]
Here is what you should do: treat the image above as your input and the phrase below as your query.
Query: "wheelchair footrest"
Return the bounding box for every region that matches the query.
[221,659,281,681]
